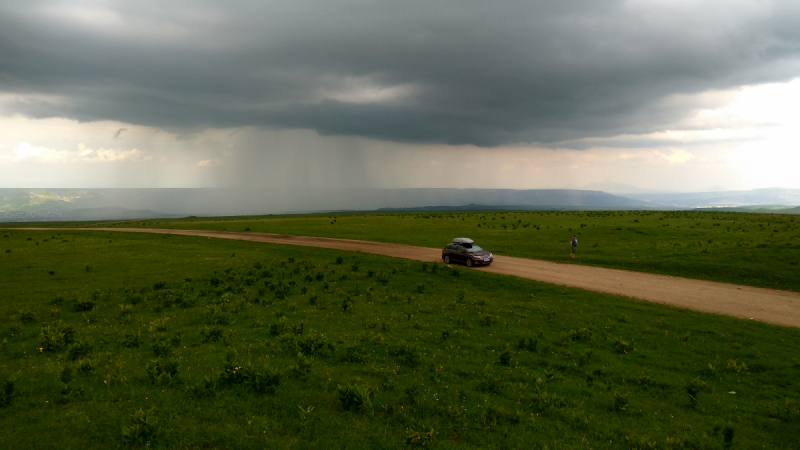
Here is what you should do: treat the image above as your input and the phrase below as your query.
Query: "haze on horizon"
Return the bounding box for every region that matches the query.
[1,1,799,194]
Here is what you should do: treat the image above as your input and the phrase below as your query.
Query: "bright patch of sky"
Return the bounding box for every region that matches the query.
[1,77,798,191]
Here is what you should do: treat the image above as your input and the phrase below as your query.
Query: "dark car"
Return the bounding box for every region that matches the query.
[442,238,493,267]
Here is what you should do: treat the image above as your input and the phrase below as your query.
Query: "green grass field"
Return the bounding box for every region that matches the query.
[1,229,799,449]
[40,209,800,291]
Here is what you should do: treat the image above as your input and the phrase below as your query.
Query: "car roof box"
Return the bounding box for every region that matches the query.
[453,237,474,244]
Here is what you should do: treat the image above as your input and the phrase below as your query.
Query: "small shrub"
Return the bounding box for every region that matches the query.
[76,358,95,374]
[289,352,314,380]
[39,321,76,352]
[726,359,748,373]
[148,317,170,333]
[151,338,172,357]
[59,365,74,385]
[118,304,134,323]
[479,314,498,326]
[269,317,289,337]
[291,322,304,335]
[66,339,93,361]
[376,272,390,285]
[335,256,343,265]
[613,392,629,412]
[187,376,217,398]
[248,365,282,395]
[18,309,36,324]
[200,326,223,343]
[337,383,373,414]
[146,358,180,385]
[390,342,421,367]
[535,388,566,409]
[723,425,735,448]
[0,377,16,407]
[274,284,290,301]
[636,373,653,389]
[686,378,709,408]
[103,361,127,385]
[613,337,634,354]
[568,328,593,341]
[82,312,98,325]
[403,385,419,405]
[206,305,230,325]
[122,408,159,445]
[764,397,800,423]
[406,428,435,447]
[120,331,142,348]
[476,367,503,394]
[73,298,96,312]
[498,349,512,366]
[577,348,594,366]
[517,335,538,352]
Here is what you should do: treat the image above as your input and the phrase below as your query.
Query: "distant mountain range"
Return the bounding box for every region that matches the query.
[1,187,798,222]
[622,188,800,208]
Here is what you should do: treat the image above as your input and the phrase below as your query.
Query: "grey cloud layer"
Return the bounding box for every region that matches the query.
[2,0,799,146]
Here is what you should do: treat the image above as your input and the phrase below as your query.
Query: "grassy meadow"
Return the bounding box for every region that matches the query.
[36,209,800,292]
[1,229,799,449]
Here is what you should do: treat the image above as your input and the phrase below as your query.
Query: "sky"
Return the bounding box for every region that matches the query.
[1,0,800,192]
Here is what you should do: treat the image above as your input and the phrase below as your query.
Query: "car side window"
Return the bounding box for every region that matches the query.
[455,246,464,252]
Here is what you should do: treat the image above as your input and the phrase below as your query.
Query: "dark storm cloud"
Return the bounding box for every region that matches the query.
[1,0,799,146]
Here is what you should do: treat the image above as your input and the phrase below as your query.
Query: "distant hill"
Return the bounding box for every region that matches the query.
[581,181,666,194]
[62,207,179,221]
[0,188,646,221]
[711,205,800,215]
[374,203,643,213]
[624,188,800,208]
[1,187,798,221]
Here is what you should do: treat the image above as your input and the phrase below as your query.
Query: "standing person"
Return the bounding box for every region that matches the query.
[570,235,578,258]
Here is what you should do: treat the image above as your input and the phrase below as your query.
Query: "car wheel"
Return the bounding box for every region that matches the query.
[443,255,450,264]
[466,259,473,267]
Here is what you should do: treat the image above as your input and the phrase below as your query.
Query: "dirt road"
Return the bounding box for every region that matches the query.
[35,227,800,328]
